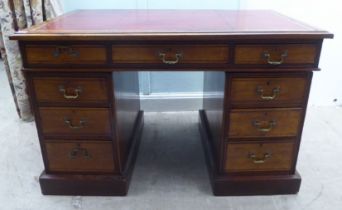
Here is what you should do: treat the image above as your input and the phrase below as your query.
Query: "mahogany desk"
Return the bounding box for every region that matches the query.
[10,10,333,196]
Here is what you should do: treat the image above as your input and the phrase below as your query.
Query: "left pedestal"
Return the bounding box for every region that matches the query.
[25,70,142,196]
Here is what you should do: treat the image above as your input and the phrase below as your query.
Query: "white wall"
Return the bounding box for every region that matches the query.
[240,0,342,106]
[62,0,240,12]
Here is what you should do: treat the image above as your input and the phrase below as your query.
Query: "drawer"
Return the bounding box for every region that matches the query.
[230,75,309,107]
[39,108,111,137]
[224,141,295,173]
[45,141,115,173]
[234,44,318,65]
[228,108,302,138]
[25,45,107,65]
[112,45,229,64]
[32,76,109,105]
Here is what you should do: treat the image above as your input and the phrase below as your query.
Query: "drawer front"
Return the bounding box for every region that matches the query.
[234,44,317,65]
[33,77,109,105]
[45,141,115,172]
[224,141,295,173]
[39,108,111,137]
[228,108,302,138]
[25,45,107,65]
[230,76,309,107]
[112,45,229,64]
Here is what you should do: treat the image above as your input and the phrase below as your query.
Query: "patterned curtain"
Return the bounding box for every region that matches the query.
[0,0,63,121]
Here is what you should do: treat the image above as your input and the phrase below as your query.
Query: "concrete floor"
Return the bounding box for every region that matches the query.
[1,62,342,210]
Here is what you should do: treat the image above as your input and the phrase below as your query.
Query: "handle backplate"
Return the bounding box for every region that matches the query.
[53,46,80,58]
[262,50,288,65]
[248,152,272,164]
[159,52,182,64]
[256,86,280,100]
[64,118,86,129]
[252,120,276,132]
[69,144,92,159]
[59,85,82,99]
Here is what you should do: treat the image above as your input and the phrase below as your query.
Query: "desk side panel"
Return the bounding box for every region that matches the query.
[112,71,141,172]
[203,72,226,163]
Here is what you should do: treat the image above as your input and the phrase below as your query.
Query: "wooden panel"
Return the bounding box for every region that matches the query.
[112,71,141,168]
[33,77,109,105]
[39,108,111,137]
[112,45,229,64]
[230,75,309,107]
[228,108,302,138]
[25,45,107,65]
[45,141,115,172]
[202,71,226,157]
[224,141,295,173]
[234,44,317,65]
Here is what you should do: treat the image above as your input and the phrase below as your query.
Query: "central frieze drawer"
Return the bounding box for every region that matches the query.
[230,75,310,107]
[224,141,295,173]
[45,140,116,173]
[228,108,302,138]
[112,45,229,64]
[234,44,318,66]
[25,45,107,65]
[39,108,111,137]
[33,76,109,105]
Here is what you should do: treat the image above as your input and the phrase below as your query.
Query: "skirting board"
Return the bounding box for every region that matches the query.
[140,92,203,111]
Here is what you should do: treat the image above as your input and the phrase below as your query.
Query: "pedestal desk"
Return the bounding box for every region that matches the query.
[10,10,333,196]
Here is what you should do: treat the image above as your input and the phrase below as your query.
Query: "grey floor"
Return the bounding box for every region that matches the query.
[1,62,342,210]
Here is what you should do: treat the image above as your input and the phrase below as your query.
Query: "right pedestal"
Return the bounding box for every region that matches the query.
[200,109,301,196]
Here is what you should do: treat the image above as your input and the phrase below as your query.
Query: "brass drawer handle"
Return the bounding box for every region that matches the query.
[262,50,288,65]
[69,144,92,159]
[53,46,80,58]
[248,152,272,164]
[159,52,182,64]
[64,118,86,129]
[59,85,82,99]
[256,86,280,100]
[252,120,276,132]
